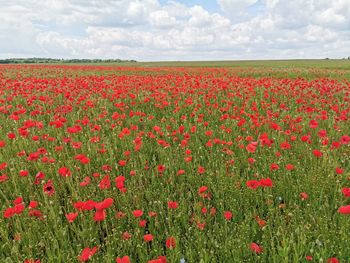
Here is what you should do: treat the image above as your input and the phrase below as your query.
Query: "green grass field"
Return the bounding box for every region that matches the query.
[59,59,350,80]
[138,59,350,69]
[0,62,349,263]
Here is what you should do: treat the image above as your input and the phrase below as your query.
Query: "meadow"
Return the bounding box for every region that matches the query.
[0,61,349,262]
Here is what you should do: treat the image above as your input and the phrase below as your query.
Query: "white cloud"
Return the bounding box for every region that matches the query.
[188,6,213,27]
[218,0,258,14]
[0,0,349,60]
[149,10,177,28]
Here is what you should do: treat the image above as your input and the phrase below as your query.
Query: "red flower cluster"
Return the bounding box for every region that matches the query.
[246,178,273,190]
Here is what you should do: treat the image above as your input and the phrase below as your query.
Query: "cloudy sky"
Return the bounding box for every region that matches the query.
[1,0,350,61]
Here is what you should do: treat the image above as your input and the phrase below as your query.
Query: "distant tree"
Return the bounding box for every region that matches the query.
[0,58,137,64]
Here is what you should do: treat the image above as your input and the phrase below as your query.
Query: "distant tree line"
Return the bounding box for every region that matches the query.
[0,58,137,64]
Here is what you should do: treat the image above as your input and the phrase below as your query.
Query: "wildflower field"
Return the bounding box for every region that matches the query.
[0,62,350,263]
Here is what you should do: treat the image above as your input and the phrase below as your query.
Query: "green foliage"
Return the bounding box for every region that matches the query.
[0,58,137,64]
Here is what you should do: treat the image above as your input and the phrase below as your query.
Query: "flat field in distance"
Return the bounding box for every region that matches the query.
[139,59,350,68]
[0,61,349,263]
[55,59,350,79]
[139,59,350,79]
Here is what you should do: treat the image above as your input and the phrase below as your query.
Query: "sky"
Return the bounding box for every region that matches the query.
[0,0,350,61]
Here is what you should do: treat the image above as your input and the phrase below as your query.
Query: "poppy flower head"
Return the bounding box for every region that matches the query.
[95,198,114,210]
[198,186,208,194]
[312,149,323,158]
[168,201,179,209]
[93,209,106,221]
[133,210,143,218]
[79,247,98,262]
[342,188,350,197]
[143,234,153,242]
[166,236,176,249]
[43,180,55,196]
[198,166,205,174]
[270,163,279,171]
[305,255,313,261]
[224,211,233,220]
[300,192,309,200]
[250,242,263,254]
[66,212,78,223]
[246,180,260,190]
[338,205,350,214]
[116,256,131,263]
[327,258,339,263]
[58,167,71,177]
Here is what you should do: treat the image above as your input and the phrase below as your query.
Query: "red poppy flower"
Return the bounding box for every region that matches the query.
[318,130,327,138]
[177,169,185,176]
[34,171,45,185]
[95,198,114,210]
[327,258,339,263]
[148,256,167,263]
[143,234,153,242]
[335,167,344,175]
[168,201,179,209]
[198,186,208,194]
[14,203,25,214]
[133,210,143,218]
[286,164,295,171]
[250,242,263,254]
[139,220,147,227]
[166,236,176,249]
[259,178,273,188]
[116,256,131,263]
[312,149,323,157]
[309,120,318,129]
[118,160,127,167]
[43,180,55,196]
[270,163,279,171]
[99,175,111,189]
[198,166,205,174]
[342,188,350,197]
[246,180,260,190]
[122,231,132,240]
[224,211,233,220]
[7,133,16,139]
[0,162,7,171]
[66,212,78,223]
[255,216,266,227]
[3,207,16,218]
[280,141,291,150]
[196,221,206,230]
[0,174,9,183]
[300,192,309,200]
[245,143,256,153]
[341,135,350,145]
[80,176,91,186]
[24,259,41,263]
[28,209,43,218]
[149,211,157,217]
[58,167,71,177]
[115,176,125,189]
[19,170,29,177]
[94,209,106,221]
[157,165,166,173]
[248,158,256,164]
[79,246,97,262]
[29,201,38,209]
[305,255,313,261]
[338,205,350,214]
